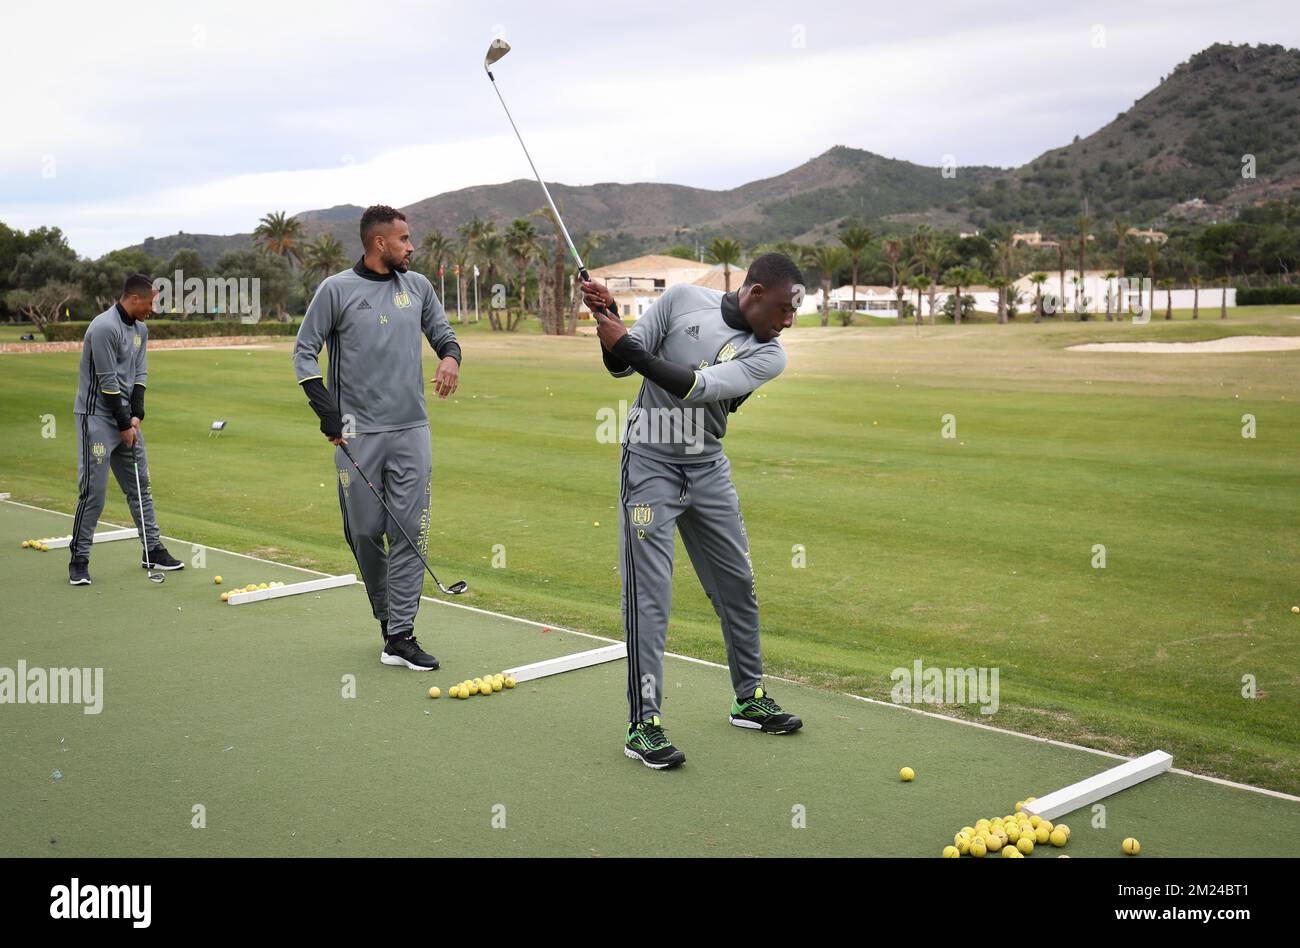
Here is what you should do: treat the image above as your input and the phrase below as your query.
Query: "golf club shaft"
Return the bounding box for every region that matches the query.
[338,444,462,594]
[486,74,585,276]
[131,442,155,573]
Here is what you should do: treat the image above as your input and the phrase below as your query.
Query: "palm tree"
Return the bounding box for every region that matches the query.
[418,231,453,301]
[907,274,930,326]
[1075,214,1091,312]
[881,237,906,320]
[1102,271,1118,321]
[1142,240,1161,317]
[303,233,348,289]
[253,211,305,265]
[991,239,1014,324]
[707,238,744,292]
[941,266,984,324]
[1159,277,1175,320]
[504,219,542,326]
[1029,272,1049,323]
[922,240,952,324]
[801,245,848,327]
[1216,275,1230,319]
[1190,274,1201,320]
[475,233,505,330]
[838,225,874,320]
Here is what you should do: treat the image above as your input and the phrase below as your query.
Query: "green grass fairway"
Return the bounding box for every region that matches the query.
[1,306,1298,811]
[3,503,1297,857]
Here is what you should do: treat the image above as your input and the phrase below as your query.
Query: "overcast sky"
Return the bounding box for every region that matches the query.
[2,0,1296,257]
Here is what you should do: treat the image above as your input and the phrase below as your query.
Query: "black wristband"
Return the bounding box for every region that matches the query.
[301,378,342,439]
[610,335,696,399]
[103,392,132,431]
[602,347,630,375]
[437,340,462,365]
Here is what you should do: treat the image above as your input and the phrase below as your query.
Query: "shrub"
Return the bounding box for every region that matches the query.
[42,319,301,342]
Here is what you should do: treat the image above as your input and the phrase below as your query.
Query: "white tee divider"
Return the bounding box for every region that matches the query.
[503,642,627,684]
[44,528,138,550]
[226,573,357,605]
[1022,750,1174,820]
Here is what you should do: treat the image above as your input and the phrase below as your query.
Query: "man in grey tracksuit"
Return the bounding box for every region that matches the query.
[582,252,807,769]
[294,205,460,671]
[69,273,184,585]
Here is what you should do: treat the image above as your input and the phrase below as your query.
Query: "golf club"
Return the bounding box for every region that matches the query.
[338,443,468,596]
[483,38,618,319]
[132,444,164,584]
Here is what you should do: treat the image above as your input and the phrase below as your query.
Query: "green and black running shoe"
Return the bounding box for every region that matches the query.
[730,687,803,734]
[624,716,686,769]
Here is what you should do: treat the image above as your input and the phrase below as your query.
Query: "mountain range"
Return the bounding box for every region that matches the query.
[126,42,1300,266]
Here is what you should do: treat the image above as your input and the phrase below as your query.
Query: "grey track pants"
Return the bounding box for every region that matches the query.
[619,448,763,722]
[70,413,160,562]
[336,426,433,638]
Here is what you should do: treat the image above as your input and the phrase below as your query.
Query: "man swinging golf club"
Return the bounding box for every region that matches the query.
[294,205,461,670]
[582,252,806,769]
[69,273,184,585]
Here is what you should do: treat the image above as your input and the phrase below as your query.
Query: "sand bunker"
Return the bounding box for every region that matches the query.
[1069,335,1300,354]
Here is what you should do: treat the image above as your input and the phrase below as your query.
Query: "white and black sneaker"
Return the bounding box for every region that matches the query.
[68,560,92,586]
[142,545,184,571]
[381,633,439,671]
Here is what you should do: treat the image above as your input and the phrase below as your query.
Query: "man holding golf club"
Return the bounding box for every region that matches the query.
[70,273,184,585]
[294,205,461,671]
[582,254,806,769]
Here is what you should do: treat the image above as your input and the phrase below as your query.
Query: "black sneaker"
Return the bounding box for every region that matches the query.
[142,546,184,570]
[730,687,803,734]
[381,633,439,671]
[624,716,686,769]
[68,560,92,586]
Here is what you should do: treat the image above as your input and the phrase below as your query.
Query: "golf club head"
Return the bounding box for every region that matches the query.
[147,572,165,584]
[446,580,469,595]
[484,38,510,73]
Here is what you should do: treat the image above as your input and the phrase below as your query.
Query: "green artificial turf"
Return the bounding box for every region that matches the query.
[0,308,1297,799]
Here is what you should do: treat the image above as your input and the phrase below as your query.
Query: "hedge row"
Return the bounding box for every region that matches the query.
[1236,286,1300,305]
[42,319,302,342]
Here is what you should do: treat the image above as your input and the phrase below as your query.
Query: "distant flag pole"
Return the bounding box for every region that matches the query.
[454,264,463,324]
[473,264,481,323]
[438,264,445,306]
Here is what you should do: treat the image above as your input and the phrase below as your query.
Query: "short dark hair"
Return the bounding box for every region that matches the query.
[743,252,804,290]
[360,205,407,244]
[122,273,154,297]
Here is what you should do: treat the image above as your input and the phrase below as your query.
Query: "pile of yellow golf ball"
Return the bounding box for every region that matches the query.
[218,580,286,602]
[943,798,1074,858]
[442,672,517,700]
[20,536,66,551]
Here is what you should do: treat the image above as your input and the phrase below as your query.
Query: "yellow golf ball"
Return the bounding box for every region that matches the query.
[953,835,971,855]
[428,687,440,699]
[465,682,478,695]
[1017,835,1034,855]
[21,540,29,548]
[1035,826,1050,845]
[899,767,915,782]
[504,676,517,689]
[1006,825,1022,843]
[220,592,229,602]
[214,575,222,585]
[942,845,960,858]
[969,838,987,858]
[1056,823,1071,838]
[1291,605,1299,614]
[984,834,1004,853]
[1001,845,1017,858]
[1122,837,1141,856]
[258,582,269,590]
[1049,828,1068,847]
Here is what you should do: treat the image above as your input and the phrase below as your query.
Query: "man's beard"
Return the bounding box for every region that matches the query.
[382,251,410,273]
